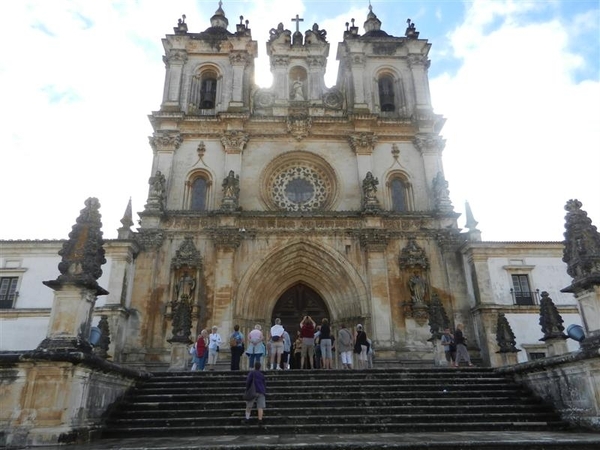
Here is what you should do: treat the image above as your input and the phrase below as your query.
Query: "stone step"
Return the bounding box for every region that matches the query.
[102,420,568,439]
[106,411,562,428]
[111,395,547,411]
[101,368,569,441]
[109,403,552,419]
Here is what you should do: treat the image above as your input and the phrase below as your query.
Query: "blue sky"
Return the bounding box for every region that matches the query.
[0,0,598,242]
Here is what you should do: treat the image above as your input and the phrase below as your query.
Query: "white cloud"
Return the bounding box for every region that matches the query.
[431,1,600,241]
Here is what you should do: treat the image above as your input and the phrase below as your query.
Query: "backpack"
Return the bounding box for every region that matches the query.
[229,332,240,348]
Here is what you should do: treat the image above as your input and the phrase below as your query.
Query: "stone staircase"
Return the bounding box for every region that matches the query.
[101,368,576,439]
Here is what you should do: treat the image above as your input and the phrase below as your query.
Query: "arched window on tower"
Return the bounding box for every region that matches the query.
[200,76,217,109]
[187,171,212,211]
[378,75,395,112]
[189,68,219,114]
[387,173,412,212]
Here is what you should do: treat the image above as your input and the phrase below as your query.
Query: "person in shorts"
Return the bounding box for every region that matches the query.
[244,361,266,427]
[300,315,316,369]
[269,318,285,370]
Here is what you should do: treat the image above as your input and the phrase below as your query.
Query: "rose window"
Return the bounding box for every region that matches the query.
[271,164,330,211]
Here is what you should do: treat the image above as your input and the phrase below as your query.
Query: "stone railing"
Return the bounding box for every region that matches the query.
[496,349,600,431]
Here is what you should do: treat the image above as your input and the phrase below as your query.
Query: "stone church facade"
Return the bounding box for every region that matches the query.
[0,4,585,370]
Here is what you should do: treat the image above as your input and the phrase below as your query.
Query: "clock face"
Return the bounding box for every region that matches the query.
[271,164,329,211]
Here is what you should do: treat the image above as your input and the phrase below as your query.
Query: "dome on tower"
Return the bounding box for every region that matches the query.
[203,1,233,36]
[363,5,389,37]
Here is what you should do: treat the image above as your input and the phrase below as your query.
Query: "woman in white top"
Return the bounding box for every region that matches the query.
[208,326,222,370]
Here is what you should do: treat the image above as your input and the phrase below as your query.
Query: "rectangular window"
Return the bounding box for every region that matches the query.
[511,274,534,305]
[528,352,546,361]
[0,277,18,309]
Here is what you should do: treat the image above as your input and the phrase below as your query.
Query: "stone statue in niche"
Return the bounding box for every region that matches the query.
[409,273,428,305]
[221,170,240,211]
[146,170,167,211]
[222,170,240,199]
[176,271,196,301]
[291,79,305,101]
[362,172,378,200]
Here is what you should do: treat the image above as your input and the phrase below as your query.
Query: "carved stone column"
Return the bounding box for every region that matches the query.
[561,199,600,351]
[37,198,108,353]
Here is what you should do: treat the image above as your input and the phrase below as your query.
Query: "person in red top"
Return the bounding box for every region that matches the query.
[300,315,316,369]
[193,329,209,371]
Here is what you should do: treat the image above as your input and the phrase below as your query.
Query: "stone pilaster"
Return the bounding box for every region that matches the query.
[359,229,393,351]
[161,49,187,110]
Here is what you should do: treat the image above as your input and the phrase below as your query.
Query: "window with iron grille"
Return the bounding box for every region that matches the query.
[0,277,18,309]
[511,274,534,305]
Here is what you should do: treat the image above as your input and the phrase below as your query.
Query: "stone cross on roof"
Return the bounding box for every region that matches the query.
[291,14,304,33]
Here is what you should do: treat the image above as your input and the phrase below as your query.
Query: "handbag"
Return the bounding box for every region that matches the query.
[189,345,197,356]
[243,375,257,401]
[354,342,362,354]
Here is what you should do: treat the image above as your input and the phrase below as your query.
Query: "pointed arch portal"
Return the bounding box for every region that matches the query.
[271,284,330,336]
[235,241,369,327]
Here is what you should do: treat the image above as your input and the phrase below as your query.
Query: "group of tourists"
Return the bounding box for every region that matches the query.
[190,317,375,371]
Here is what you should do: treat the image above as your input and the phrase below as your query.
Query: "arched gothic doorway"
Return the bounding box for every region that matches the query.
[271,283,330,337]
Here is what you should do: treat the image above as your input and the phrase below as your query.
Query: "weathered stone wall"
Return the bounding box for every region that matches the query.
[497,351,600,430]
[0,356,143,447]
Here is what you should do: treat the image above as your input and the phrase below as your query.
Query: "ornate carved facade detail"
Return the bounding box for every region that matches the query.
[407,54,430,69]
[496,313,520,353]
[145,170,167,212]
[306,56,326,68]
[171,237,203,270]
[149,131,183,151]
[362,171,380,211]
[350,54,365,66]
[210,227,244,249]
[221,170,240,211]
[168,296,193,344]
[46,197,107,292]
[358,229,389,251]
[220,130,249,154]
[432,171,454,213]
[135,229,165,251]
[399,238,429,270]
[414,134,445,154]
[163,49,188,66]
[271,55,290,67]
[229,52,251,66]
[287,114,312,141]
[255,90,275,108]
[322,89,343,109]
[428,293,449,338]
[562,199,600,285]
[348,133,377,154]
[539,291,567,341]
